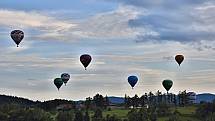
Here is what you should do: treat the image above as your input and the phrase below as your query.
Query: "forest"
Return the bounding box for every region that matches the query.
[0,91,215,121]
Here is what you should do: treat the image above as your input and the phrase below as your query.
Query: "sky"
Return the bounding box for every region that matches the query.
[0,0,215,101]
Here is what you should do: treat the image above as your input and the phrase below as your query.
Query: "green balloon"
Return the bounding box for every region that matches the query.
[54,78,63,90]
[162,79,173,92]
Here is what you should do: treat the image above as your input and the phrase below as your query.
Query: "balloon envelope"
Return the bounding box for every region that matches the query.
[80,54,92,70]
[10,30,24,47]
[128,76,138,89]
[61,73,70,85]
[175,55,184,66]
[162,79,173,92]
[54,78,63,90]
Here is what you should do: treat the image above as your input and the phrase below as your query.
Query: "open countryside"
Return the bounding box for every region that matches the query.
[1,0,215,121]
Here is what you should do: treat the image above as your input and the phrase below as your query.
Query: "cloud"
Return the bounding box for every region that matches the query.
[0,54,78,70]
[0,51,180,100]
[0,9,77,42]
[103,1,215,50]
[0,6,143,42]
[2,2,215,48]
[1,2,215,100]
[74,5,143,39]
[0,10,74,28]
[163,56,173,61]
[132,4,215,42]
[107,0,207,9]
[1,42,215,100]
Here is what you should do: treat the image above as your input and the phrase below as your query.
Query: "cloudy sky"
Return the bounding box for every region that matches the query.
[0,0,215,101]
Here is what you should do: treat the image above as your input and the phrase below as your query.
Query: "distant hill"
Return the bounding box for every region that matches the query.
[108,93,215,104]
[0,93,215,106]
[196,93,215,103]
[108,96,124,104]
[0,95,75,110]
[0,95,37,106]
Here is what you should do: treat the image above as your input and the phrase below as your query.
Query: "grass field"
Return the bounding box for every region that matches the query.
[103,109,129,119]
[53,105,200,121]
[100,105,200,121]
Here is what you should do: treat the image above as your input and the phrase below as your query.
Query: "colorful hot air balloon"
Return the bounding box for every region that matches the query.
[54,78,63,91]
[10,30,24,47]
[61,73,70,86]
[175,55,184,66]
[162,79,173,92]
[128,76,138,89]
[80,54,92,70]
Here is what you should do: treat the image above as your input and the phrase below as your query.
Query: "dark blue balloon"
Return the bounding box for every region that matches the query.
[128,76,138,89]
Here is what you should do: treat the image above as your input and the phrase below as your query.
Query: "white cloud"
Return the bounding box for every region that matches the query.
[1,3,215,100]
[74,5,145,39]
[0,9,75,30]
[0,9,77,41]
[0,6,145,42]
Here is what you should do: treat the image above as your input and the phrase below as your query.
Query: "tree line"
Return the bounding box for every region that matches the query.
[0,90,194,111]
[124,90,192,108]
[0,92,215,121]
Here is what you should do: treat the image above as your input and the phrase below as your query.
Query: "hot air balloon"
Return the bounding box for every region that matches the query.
[61,73,70,86]
[162,79,173,93]
[128,76,138,89]
[10,30,24,47]
[80,54,92,70]
[175,55,184,66]
[54,78,63,91]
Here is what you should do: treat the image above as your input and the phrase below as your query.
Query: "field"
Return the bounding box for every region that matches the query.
[98,106,200,121]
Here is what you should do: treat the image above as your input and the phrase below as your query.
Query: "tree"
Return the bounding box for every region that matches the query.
[149,111,157,121]
[127,108,153,121]
[124,94,129,108]
[106,114,122,121]
[148,92,155,107]
[56,111,73,121]
[0,112,8,121]
[126,96,132,108]
[92,108,104,121]
[205,113,215,121]
[24,108,54,121]
[104,95,110,109]
[178,90,189,107]
[144,93,148,107]
[127,109,139,121]
[132,94,139,108]
[93,94,105,108]
[6,107,53,121]
[84,111,90,121]
[156,103,171,117]
[85,97,92,110]
[196,101,215,120]
[74,110,84,121]
[173,94,177,106]
[140,95,146,107]
[94,108,103,118]
[156,90,162,104]
[147,106,157,121]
